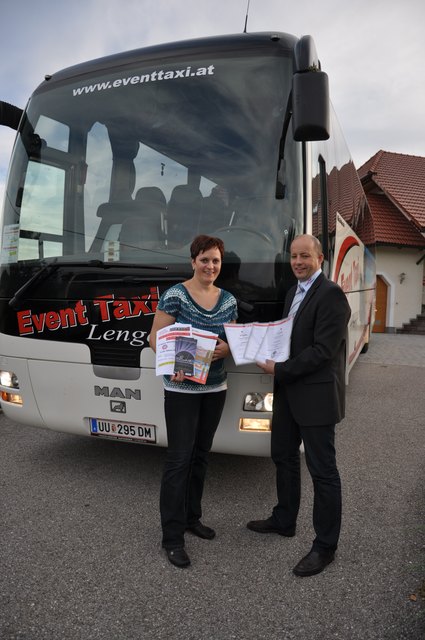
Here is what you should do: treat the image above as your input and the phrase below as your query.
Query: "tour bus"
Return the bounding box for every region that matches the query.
[0,32,375,455]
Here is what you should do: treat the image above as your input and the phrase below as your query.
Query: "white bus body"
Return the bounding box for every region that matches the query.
[0,33,375,455]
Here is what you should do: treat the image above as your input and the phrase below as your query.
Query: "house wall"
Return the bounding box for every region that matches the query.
[422,263,425,310]
[376,247,424,330]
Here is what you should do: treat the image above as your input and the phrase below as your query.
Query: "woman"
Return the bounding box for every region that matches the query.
[149,235,238,568]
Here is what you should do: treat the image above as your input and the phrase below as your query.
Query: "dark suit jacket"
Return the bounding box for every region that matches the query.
[274,273,351,426]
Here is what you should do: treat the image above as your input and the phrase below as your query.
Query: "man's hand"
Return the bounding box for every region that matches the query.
[256,359,276,375]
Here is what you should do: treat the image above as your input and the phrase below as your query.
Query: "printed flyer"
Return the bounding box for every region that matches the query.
[224,316,293,365]
[155,323,218,384]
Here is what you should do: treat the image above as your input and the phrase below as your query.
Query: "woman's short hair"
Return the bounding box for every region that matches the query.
[190,235,225,260]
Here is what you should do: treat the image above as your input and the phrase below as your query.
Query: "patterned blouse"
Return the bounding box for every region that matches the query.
[157,283,238,393]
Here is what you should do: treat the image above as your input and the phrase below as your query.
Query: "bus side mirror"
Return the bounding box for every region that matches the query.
[292,71,330,141]
[0,101,23,131]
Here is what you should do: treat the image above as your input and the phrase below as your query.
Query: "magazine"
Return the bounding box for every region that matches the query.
[155,323,218,384]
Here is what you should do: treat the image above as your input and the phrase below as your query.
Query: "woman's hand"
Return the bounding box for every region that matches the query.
[212,337,229,361]
[170,370,185,382]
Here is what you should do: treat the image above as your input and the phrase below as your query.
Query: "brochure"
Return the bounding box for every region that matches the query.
[224,315,293,365]
[244,323,269,361]
[155,323,218,384]
[254,317,293,363]
[221,323,254,365]
[155,324,192,376]
[174,336,197,375]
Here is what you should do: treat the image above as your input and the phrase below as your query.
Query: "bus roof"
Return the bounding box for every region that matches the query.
[37,31,299,91]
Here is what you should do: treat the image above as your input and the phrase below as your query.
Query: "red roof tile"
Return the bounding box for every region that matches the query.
[358,150,425,231]
[366,192,425,247]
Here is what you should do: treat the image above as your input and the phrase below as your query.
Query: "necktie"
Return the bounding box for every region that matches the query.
[288,284,305,317]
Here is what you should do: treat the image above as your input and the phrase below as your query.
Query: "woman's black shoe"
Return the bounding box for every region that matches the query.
[165,547,191,568]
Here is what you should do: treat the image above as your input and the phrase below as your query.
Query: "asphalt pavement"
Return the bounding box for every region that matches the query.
[0,333,424,640]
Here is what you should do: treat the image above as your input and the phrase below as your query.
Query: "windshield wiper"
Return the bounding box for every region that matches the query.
[9,259,168,309]
[9,258,60,309]
[275,94,293,199]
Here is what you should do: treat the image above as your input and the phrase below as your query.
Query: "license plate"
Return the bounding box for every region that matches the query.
[89,418,157,443]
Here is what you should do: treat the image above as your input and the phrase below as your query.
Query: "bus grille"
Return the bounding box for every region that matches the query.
[89,344,141,368]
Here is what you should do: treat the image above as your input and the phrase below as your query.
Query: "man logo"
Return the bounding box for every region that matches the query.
[94,386,141,400]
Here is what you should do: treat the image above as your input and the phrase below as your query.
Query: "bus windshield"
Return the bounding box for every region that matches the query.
[2,49,302,300]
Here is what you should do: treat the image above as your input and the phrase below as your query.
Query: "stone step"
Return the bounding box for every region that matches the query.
[397,326,425,335]
[398,313,425,335]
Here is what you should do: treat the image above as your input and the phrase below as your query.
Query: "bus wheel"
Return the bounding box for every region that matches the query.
[361,326,371,354]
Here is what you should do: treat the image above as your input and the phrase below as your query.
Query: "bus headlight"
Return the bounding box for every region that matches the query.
[0,370,23,405]
[0,370,20,389]
[240,392,273,432]
[243,392,273,412]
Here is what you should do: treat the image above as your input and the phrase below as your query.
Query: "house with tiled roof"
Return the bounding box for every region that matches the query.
[358,150,425,333]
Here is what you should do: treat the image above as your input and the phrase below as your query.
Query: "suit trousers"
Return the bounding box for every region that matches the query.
[271,386,342,552]
[160,389,226,550]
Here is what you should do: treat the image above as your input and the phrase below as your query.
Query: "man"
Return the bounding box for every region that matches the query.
[248,234,351,577]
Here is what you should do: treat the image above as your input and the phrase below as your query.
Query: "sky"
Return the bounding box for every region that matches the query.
[1,0,425,205]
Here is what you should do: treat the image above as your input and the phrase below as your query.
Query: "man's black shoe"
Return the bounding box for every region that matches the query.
[165,547,191,568]
[293,550,335,577]
[186,522,216,540]
[246,517,295,537]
